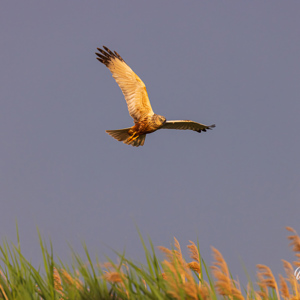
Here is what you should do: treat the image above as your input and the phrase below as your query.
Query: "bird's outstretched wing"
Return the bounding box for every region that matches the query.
[96,46,154,122]
[162,120,215,132]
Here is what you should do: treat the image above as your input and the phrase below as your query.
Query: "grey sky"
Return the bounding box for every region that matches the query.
[1,1,299,283]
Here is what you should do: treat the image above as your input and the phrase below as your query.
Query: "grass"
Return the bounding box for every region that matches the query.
[0,227,299,300]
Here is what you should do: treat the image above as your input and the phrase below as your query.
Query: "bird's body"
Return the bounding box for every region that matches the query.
[96,46,215,147]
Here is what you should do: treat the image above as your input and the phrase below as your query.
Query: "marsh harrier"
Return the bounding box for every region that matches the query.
[96,46,215,147]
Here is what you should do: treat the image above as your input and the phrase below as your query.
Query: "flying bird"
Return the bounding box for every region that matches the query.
[95,46,215,147]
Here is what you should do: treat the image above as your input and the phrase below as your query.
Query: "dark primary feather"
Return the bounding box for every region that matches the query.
[95,46,124,66]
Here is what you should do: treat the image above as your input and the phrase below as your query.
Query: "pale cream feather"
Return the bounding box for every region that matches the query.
[96,47,154,122]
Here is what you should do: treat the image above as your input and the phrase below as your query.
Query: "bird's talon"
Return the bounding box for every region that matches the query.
[127,133,139,142]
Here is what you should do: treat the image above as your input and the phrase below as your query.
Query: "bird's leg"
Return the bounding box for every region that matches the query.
[127,132,139,142]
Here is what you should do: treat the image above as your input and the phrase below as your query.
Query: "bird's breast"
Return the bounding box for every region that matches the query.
[132,116,163,135]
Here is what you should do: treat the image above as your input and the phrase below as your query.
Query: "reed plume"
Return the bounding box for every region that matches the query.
[53,267,64,296]
[187,240,202,285]
[286,227,300,268]
[60,269,84,292]
[211,247,244,300]
[279,274,290,300]
[256,264,280,300]
[159,237,210,299]
[281,259,300,300]
[103,262,129,298]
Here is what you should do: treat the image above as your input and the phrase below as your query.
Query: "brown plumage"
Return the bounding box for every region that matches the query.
[96,46,215,147]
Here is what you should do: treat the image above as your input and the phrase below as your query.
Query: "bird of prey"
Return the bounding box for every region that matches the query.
[96,46,215,147]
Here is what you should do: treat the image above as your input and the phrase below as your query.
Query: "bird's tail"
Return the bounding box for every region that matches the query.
[106,128,146,147]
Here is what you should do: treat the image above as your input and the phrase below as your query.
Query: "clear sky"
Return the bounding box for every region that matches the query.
[1,1,299,284]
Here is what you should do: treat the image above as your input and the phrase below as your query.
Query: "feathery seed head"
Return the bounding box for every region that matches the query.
[188,262,201,274]
[188,240,200,263]
[279,274,290,300]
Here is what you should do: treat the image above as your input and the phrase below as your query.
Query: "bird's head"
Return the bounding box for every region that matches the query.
[155,114,166,126]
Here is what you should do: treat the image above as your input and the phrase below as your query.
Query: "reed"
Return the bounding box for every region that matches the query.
[0,226,299,299]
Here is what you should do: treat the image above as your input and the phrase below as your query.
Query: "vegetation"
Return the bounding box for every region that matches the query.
[0,227,299,300]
